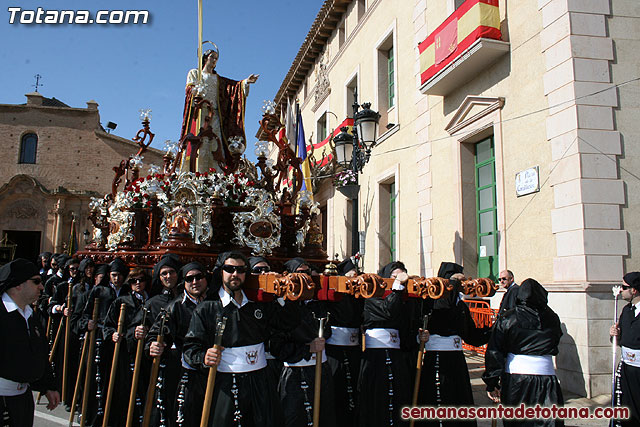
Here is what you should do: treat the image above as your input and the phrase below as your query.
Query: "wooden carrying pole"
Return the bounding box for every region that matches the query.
[69,320,91,425]
[62,282,73,403]
[102,303,127,427]
[80,298,100,427]
[313,314,329,427]
[410,314,431,427]
[38,308,66,404]
[141,309,169,427]
[200,316,227,427]
[126,308,148,427]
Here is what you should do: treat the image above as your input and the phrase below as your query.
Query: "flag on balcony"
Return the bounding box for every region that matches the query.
[308,118,354,168]
[286,97,296,151]
[419,0,501,84]
[296,104,313,201]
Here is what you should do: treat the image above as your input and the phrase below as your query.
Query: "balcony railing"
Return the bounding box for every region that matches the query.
[418,0,509,96]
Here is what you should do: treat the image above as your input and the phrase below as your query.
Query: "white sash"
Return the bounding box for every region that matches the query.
[218,343,267,373]
[505,353,555,375]
[284,350,327,367]
[0,377,28,397]
[424,334,463,351]
[326,326,359,346]
[364,328,401,349]
[621,346,640,368]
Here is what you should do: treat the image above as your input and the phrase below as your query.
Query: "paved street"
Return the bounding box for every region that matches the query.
[32,353,612,426]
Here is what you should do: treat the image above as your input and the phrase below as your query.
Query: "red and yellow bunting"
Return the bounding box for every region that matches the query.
[418,0,501,85]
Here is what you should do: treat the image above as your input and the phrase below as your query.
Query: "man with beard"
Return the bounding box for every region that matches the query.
[0,258,60,425]
[270,257,335,427]
[79,258,130,426]
[103,268,151,427]
[483,278,564,427]
[183,251,300,426]
[145,261,208,427]
[325,257,362,427]
[610,272,640,427]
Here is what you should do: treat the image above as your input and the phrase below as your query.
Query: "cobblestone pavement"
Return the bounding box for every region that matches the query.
[33,353,614,426]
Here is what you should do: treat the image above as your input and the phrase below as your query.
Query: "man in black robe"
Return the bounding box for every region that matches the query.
[357,261,410,427]
[416,262,491,426]
[79,258,130,426]
[483,278,564,426]
[183,251,300,426]
[103,267,151,427]
[326,257,362,427]
[0,258,60,426]
[497,269,519,316]
[610,271,640,427]
[270,258,335,427]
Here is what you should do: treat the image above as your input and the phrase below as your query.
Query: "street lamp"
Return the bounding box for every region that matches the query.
[333,89,380,255]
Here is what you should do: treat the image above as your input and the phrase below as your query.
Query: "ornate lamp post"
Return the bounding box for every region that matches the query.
[333,90,380,255]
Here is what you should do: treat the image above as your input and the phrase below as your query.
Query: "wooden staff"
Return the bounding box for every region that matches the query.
[142,309,169,427]
[102,303,127,427]
[611,285,622,408]
[69,298,95,427]
[126,307,149,427]
[37,309,66,404]
[313,313,329,427]
[410,314,431,427]
[80,298,100,427]
[62,282,73,403]
[200,316,228,427]
[46,315,52,339]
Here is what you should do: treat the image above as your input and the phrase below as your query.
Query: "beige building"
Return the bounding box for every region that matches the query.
[272,0,640,397]
[0,92,165,260]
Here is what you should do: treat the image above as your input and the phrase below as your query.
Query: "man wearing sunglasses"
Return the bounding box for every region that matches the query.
[146,261,208,426]
[0,258,60,426]
[497,269,518,317]
[184,251,300,426]
[610,272,640,426]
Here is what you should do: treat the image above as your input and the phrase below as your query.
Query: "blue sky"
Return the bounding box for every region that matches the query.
[1,0,321,158]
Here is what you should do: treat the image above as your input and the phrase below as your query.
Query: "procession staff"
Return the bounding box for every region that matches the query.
[183,252,300,426]
[610,272,640,426]
[270,258,336,427]
[145,261,208,427]
[416,263,491,427]
[79,258,130,427]
[102,268,151,427]
[483,279,564,427]
[324,257,363,427]
[102,303,127,427]
[0,258,60,426]
[80,297,100,427]
[126,306,149,427]
[70,296,97,427]
[357,261,411,427]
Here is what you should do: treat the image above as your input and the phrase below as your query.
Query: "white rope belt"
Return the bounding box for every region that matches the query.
[505,353,555,375]
[621,346,640,368]
[218,343,267,373]
[364,328,400,349]
[326,326,359,347]
[0,377,28,397]
[424,334,463,351]
[284,350,327,367]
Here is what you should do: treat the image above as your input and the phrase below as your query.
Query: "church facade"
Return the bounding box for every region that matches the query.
[0,91,165,260]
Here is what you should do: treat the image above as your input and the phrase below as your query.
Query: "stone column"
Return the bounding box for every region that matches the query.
[52,199,65,253]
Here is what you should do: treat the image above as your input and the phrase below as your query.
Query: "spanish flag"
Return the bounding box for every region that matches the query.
[418,0,501,85]
[309,118,354,168]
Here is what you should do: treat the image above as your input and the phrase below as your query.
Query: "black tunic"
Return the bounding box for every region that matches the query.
[358,290,410,427]
[416,290,490,426]
[0,296,55,426]
[144,292,199,427]
[613,303,640,426]
[325,295,363,427]
[270,300,336,427]
[498,283,520,317]
[102,292,148,427]
[483,280,564,427]
[183,290,300,427]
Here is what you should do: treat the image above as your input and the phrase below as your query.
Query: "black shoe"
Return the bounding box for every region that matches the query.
[65,404,71,412]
